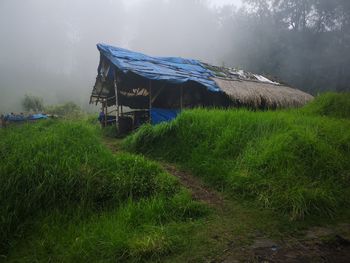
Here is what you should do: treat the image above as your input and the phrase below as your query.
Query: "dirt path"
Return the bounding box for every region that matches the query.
[160,162,224,207]
[218,226,350,263]
[103,138,223,207]
[102,138,350,263]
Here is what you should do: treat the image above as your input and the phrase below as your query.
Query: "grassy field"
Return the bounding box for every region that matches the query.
[0,120,206,262]
[1,92,349,262]
[124,93,350,220]
[301,92,350,119]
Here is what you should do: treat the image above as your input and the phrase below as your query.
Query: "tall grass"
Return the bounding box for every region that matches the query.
[0,120,206,260]
[124,94,350,220]
[301,92,350,119]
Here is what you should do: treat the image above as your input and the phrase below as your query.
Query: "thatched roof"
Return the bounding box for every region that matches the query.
[201,63,314,109]
[91,44,314,110]
[213,77,314,109]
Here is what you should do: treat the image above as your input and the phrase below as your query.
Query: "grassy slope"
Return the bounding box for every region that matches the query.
[301,92,350,119]
[0,120,206,262]
[124,93,350,220]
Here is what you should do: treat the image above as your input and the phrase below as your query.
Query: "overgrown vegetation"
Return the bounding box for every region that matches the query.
[2,93,349,261]
[21,94,44,112]
[301,92,350,119]
[20,93,84,118]
[0,120,206,261]
[124,93,350,220]
[45,101,84,118]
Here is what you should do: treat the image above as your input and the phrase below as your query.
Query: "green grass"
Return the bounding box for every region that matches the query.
[1,93,349,262]
[124,93,350,220]
[0,120,207,261]
[301,92,350,119]
[6,192,205,263]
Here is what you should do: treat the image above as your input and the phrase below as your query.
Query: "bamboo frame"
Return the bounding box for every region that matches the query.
[180,85,183,110]
[114,72,119,129]
[151,84,165,104]
[149,80,152,123]
[104,99,107,127]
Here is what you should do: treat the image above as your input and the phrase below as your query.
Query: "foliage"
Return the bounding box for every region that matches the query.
[44,101,83,118]
[102,125,119,138]
[124,94,350,220]
[301,92,350,119]
[0,120,206,260]
[21,94,44,112]
[219,0,350,93]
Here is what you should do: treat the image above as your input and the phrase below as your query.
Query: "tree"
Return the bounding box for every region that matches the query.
[21,94,44,112]
[221,0,350,93]
[45,102,82,117]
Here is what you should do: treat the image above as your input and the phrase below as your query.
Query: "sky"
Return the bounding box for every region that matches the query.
[124,0,242,9]
[0,0,243,112]
[208,0,242,7]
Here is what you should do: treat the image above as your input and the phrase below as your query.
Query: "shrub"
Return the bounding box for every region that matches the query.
[124,95,350,220]
[301,92,350,119]
[21,94,44,112]
[0,120,187,253]
[45,101,83,118]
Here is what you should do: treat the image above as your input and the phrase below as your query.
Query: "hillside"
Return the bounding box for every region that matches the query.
[124,93,350,220]
[1,93,349,262]
[0,120,206,261]
[301,92,350,119]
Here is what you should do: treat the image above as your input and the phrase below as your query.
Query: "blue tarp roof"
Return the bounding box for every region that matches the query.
[97,43,221,92]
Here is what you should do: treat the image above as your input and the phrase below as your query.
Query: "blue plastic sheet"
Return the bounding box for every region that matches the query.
[29,114,48,120]
[5,115,26,122]
[5,114,48,122]
[97,44,221,93]
[151,108,180,125]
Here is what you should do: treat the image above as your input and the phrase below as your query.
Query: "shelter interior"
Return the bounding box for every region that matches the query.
[90,57,229,133]
[90,44,313,133]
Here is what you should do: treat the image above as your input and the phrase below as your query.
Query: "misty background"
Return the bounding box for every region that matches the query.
[0,0,349,112]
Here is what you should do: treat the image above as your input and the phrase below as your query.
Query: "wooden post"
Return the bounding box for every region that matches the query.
[149,80,152,124]
[104,99,107,127]
[114,73,119,130]
[180,85,183,110]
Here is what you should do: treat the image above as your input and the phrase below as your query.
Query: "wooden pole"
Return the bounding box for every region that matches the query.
[104,99,107,127]
[180,85,183,110]
[149,80,152,124]
[114,72,119,130]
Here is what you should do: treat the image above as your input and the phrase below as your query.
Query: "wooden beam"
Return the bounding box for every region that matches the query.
[180,85,183,110]
[114,73,119,128]
[106,96,116,101]
[151,84,165,104]
[149,80,152,123]
[95,78,105,105]
[104,99,107,127]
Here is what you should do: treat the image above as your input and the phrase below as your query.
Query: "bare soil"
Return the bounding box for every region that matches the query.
[103,138,224,207]
[218,227,350,263]
[161,162,224,207]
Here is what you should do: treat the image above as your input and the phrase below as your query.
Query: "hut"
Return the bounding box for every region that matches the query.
[90,44,313,132]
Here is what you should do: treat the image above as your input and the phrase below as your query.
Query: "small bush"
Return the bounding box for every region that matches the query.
[7,190,207,262]
[302,92,350,119]
[0,120,205,257]
[21,94,44,112]
[45,101,84,118]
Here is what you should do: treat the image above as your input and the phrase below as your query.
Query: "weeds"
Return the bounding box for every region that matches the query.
[0,120,206,261]
[124,94,350,220]
[301,92,350,119]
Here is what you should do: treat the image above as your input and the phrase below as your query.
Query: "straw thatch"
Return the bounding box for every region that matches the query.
[213,77,314,109]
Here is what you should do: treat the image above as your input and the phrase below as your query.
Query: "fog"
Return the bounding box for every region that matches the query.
[0,0,349,112]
